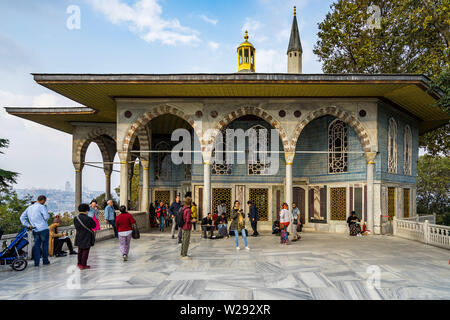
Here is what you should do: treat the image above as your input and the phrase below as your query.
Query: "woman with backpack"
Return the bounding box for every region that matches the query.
[115,205,136,261]
[230,200,249,250]
[180,197,196,259]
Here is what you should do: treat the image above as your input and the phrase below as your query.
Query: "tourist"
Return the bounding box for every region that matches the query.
[115,205,136,261]
[280,203,290,244]
[347,211,362,236]
[272,220,281,235]
[217,212,228,238]
[165,202,171,228]
[170,195,183,239]
[230,200,249,250]
[180,197,195,259]
[49,215,77,257]
[156,201,166,232]
[20,195,50,267]
[105,200,118,238]
[291,202,301,241]
[74,203,96,270]
[88,200,101,235]
[149,202,157,228]
[217,200,227,218]
[247,201,259,237]
[191,202,198,231]
[201,213,214,239]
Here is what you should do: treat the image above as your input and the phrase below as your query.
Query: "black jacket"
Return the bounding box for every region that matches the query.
[201,217,212,226]
[74,213,96,249]
[249,205,258,222]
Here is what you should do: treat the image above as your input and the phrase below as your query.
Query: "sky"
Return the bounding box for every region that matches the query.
[0,0,334,192]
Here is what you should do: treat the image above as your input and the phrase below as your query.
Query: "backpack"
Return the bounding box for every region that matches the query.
[176,206,186,228]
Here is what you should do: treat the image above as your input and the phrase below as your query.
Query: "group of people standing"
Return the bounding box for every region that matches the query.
[273,202,303,245]
[19,195,138,270]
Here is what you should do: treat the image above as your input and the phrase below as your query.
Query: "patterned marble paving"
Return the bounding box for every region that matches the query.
[0,230,449,300]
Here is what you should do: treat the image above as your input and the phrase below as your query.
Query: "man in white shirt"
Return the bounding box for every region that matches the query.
[20,195,50,267]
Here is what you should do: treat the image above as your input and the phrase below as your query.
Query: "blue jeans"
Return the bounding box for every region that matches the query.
[233,229,248,248]
[33,229,49,266]
[159,217,165,231]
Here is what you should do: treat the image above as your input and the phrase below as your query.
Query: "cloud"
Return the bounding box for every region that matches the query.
[208,41,220,50]
[241,18,268,43]
[200,14,218,25]
[256,49,286,73]
[87,0,200,46]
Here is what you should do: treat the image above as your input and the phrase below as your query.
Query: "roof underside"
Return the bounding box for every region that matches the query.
[5,73,448,135]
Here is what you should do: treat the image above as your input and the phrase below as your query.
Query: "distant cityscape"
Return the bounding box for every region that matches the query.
[15,181,117,214]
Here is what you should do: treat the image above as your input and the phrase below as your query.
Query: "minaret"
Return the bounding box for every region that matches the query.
[237,31,255,73]
[287,6,302,74]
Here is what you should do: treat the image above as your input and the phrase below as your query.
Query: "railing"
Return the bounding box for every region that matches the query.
[1,211,149,260]
[393,216,450,250]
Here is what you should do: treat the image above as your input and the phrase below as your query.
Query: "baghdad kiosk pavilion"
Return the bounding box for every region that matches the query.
[6,8,449,234]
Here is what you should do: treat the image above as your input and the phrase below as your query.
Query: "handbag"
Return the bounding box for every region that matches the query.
[76,215,95,246]
[132,223,140,239]
[296,224,302,232]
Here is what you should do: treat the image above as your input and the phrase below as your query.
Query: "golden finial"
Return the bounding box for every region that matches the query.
[294,6,296,16]
[244,30,249,41]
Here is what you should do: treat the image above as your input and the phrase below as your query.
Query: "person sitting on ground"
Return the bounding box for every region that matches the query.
[347,211,362,236]
[49,215,77,257]
[217,212,228,238]
[272,220,281,235]
[201,213,214,239]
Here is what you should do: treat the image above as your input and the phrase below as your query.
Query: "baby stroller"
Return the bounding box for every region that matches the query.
[0,227,29,271]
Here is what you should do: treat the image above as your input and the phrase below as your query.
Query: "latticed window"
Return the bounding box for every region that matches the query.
[388,118,398,173]
[155,141,171,180]
[328,120,348,174]
[212,129,232,175]
[248,125,270,175]
[403,125,412,175]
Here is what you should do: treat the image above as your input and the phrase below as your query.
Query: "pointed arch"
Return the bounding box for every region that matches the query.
[212,106,290,153]
[292,106,372,152]
[121,105,200,154]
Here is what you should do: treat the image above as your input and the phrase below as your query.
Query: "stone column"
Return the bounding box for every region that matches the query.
[104,170,112,201]
[141,159,150,213]
[119,152,129,207]
[74,163,83,212]
[203,161,211,215]
[285,152,295,213]
[365,152,377,234]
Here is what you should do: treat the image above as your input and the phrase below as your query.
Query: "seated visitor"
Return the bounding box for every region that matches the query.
[217,213,228,238]
[347,211,362,236]
[49,215,77,257]
[212,212,218,230]
[272,220,281,235]
[201,213,214,239]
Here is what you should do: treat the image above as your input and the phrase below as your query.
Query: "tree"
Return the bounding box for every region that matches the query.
[314,0,449,154]
[0,138,19,191]
[416,155,450,225]
[0,190,32,234]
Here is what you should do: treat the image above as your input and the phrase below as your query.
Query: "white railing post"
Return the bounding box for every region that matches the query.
[423,220,429,244]
[392,216,397,236]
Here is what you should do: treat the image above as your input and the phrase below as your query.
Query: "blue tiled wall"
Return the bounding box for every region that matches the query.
[377,102,419,184]
[293,116,366,183]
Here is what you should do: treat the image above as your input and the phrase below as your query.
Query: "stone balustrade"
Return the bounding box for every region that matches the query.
[393,216,450,250]
[0,211,149,260]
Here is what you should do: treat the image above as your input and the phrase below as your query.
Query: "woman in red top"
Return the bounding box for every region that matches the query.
[115,205,136,261]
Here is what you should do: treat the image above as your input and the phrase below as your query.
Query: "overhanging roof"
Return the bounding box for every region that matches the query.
[5,73,449,135]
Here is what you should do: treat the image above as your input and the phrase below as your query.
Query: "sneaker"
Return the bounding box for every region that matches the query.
[236,247,240,250]
[70,251,78,255]
[245,247,250,250]
[181,256,191,260]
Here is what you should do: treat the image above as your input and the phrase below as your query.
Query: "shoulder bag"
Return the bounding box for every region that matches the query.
[76,215,95,246]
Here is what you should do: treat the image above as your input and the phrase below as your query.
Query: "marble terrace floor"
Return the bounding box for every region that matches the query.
[0,229,449,300]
